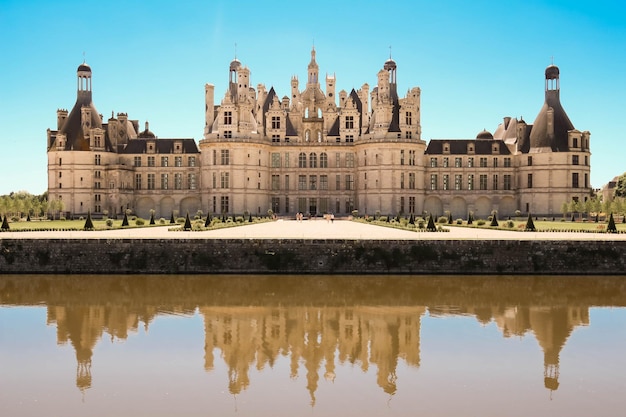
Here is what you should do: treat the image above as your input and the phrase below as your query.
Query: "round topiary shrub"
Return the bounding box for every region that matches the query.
[105,219,113,227]
[135,218,145,226]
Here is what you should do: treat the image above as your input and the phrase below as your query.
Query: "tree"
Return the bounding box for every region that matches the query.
[426,214,436,231]
[490,210,499,227]
[525,213,536,232]
[607,212,618,233]
[83,211,94,230]
[560,201,569,219]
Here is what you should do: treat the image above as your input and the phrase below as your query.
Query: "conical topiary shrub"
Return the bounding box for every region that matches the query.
[183,212,192,231]
[121,212,129,227]
[490,211,499,227]
[248,214,253,222]
[426,214,437,231]
[170,212,176,224]
[204,213,212,228]
[448,212,453,224]
[1,215,9,231]
[409,213,415,225]
[149,211,155,225]
[83,210,95,230]
[386,215,390,223]
[607,212,617,233]
[26,213,31,222]
[525,213,536,232]
[467,212,473,225]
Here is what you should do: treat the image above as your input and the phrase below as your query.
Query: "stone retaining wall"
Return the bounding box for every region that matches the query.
[1,238,625,275]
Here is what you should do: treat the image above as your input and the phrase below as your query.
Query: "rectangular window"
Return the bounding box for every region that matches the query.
[409,172,416,189]
[504,157,511,167]
[527,173,533,188]
[400,150,405,165]
[134,156,141,167]
[345,135,354,143]
[455,157,462,168]
[298,197,307,213]
[430,174,438,190]
[468,157,474,168]
[271,153,281,168]
[455,174,462,190]
[345,116,354,129]
[493,174,498,190]
[188,156,196,167]
[285,175,290,190]
[309,175,317,190]
[572,172,579,188]
[220,196,229,213]
[175,173,182,190]
[224,111,232,125]
[479,174,488,190]
[346,153,355,168]
[430,157,438,168]
[271,116,281,129]
[409,196,416,213]
[220,172,229,188]
[405,112,412,126]
[212,196,216,214]
[336,153,341,168]
[320,153,328,168]
[161,156,168,167]
[285,197,290,214]
[345,174,354,191]
[443,157,449,168]
[504,174,512,190]
[400,173,405,189]
[400,197,405,214]
[493,157,498,168]
[271,175,280,190]
[272,197,280,214]
[285,153,290,168]
[147,173,155,190]
[220,150,229,165]
[584,173,588,188]
[468,174,474,190]
[95,154,101,165]
[147,156,155,167]
[161,174,168,190]
[272,134,280,142]
[336,175,341,190]
[175,156,182,167]
[572,155,579,165]
[528,156,533,166]
[298,175,307,190]
[320,175,328,190]
[188,173,197,190]
[212,150,217,165]
[443,174,449,190]
[480,157,487,168]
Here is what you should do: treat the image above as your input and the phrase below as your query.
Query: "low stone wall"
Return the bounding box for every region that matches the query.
[1,238,626,275]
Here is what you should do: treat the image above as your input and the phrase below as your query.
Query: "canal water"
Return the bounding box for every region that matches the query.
[1,274,625,417]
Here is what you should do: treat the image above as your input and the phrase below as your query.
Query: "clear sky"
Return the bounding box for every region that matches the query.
[1,0,625,195]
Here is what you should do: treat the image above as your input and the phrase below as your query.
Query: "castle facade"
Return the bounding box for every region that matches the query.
[47,49,591,219]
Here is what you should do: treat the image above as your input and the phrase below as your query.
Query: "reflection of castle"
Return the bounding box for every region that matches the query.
[201,306,424,403]
[0,275,612,400]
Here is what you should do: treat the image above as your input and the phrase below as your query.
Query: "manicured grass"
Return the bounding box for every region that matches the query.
[2,218,165,231]
[458,218,626,233]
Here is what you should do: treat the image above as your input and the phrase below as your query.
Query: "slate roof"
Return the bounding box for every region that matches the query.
[425,139,511,155]
[120,139,199,154]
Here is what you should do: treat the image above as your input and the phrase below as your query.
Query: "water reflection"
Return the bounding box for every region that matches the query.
[1,274,625,412]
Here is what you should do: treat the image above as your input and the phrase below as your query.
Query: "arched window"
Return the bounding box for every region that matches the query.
[320,152,328,168]
[309,153,317,168]
[299,152,307,168]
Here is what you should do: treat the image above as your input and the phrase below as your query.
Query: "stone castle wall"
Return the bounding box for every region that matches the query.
[1,238,625,275]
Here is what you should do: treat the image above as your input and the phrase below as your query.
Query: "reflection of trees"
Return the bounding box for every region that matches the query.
[0,274,623,398]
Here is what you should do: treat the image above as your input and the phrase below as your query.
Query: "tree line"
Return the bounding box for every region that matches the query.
[0,191,65,220]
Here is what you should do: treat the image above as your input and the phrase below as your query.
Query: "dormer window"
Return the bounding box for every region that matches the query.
[443,143,450,154]
[467,143,474,154]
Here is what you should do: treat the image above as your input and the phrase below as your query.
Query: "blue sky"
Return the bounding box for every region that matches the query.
[1,0,625,195]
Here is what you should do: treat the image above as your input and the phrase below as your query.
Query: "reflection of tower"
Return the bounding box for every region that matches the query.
[529,306,589,395]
